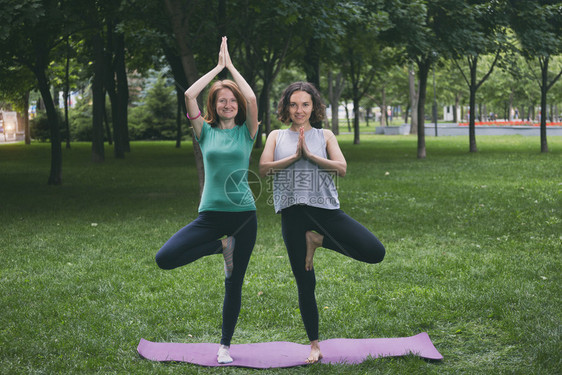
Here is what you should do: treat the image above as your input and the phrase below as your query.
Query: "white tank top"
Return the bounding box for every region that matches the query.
[272,128,340,213]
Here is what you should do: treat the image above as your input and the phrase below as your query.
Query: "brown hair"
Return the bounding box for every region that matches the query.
[203,80,246,127]
[277,81,326,129]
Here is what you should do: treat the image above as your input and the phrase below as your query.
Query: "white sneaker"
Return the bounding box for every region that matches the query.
[217,345,233,364]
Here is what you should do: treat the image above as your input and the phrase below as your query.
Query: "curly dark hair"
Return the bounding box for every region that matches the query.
[277,81,326,129]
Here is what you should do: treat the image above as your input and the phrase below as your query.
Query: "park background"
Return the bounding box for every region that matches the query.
[1,0,561,374]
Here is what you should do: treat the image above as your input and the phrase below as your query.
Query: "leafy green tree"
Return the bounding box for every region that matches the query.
[338,0,392,145]
[228,0,303,146]
[161,0,216,192]
[434,59,468,123]
[441,0,508,152]
[0,0,68,183]
[325,71,346,135]
[509,0,562,152]
[141,74,176,139]
[103,9,131,159]
[383,0,437,158]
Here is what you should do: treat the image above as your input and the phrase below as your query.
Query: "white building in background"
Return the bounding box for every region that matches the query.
[0,111,21,141]
[58,91,81,109]
[326,104,355,120]
[443,105,461,122]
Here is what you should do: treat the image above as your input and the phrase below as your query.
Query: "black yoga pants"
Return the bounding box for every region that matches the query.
[280,205,385,342]
[155,210,257,346]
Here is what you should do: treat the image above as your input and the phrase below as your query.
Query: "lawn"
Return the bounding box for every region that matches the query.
[0,135,560,374]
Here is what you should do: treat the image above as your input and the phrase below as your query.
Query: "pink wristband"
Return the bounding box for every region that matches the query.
[186,110,201,120]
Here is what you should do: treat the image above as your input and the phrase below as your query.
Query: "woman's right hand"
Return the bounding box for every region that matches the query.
[296,127,306,159]
[217,37,227,69]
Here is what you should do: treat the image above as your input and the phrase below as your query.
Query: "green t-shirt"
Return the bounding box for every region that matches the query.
[195,121,256,212]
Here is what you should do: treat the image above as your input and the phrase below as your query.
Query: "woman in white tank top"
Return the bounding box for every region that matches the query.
[259,82,385,364]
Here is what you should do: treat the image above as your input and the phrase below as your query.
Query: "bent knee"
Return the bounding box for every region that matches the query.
[365,246,385,264]
[155,253,174,270]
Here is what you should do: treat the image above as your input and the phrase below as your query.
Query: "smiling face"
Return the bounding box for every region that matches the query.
[215,88,238,121]
[288,91,313,127]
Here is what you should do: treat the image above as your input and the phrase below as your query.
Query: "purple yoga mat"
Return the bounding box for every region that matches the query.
[137,332,443,368]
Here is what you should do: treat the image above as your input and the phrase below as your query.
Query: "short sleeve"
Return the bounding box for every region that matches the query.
[242,121,257,143]
[195,121,209,144]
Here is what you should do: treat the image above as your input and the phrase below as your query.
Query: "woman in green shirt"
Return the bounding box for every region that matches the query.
[155,37,258,364]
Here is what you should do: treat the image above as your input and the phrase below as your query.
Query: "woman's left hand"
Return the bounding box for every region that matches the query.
[217,37,227,69]
[299,127,312,159]
[223,36,234,70]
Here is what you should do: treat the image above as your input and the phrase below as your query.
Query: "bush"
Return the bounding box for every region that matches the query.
[127,74,177,140]
[68,93,93,141]
[29,110,64,142]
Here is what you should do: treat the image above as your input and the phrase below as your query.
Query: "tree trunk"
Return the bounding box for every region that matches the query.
[344,99,351,132]
[175,94,182,148]
[409,65,418,135]
[540,57,548,153]
[304,38,320,89]
[256,80,271,148]
[468,60,478,153]
[380,86,387,127]
[331,100,339,134]
[508,89,514,121]
[454,93,460,123]
[416,58,430,159]
[328,71,344,135]
[91,31,105,163]
[165,0,205,194]
[164,46,189,148]
[479,102,483,122]
[104,27,124,159]
[34,66,62,184]
[353,96,360,145]
[115,32,130,153]
[103,100,113,145]
[64,36,71,149]
[217,0,227,80]
[22,91,31,145]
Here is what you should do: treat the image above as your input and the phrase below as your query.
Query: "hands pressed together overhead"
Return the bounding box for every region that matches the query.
[217,36,233,71]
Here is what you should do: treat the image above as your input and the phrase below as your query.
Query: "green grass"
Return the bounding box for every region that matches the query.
[1,135,560,374]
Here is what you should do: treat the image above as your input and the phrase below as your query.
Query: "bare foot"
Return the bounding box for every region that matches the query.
[221,236,235,278]
[305,231,323,271]
[306,341,323,364]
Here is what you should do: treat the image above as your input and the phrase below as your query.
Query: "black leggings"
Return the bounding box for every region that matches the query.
[155,210,257,346]
[281,205,385,342]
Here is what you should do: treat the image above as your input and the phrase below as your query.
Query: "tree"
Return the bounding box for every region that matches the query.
[161,0,211,193]
[1,0,68,183]
[441,0,508,152]
[326,71,345,134]
[229,0,300,147]
[510,0,562,152]
[103,11,130,159]
[441,61,468,123]
[338,0,391,145]
[408,63,419,133]
[0,66,35,145]
[383,0,438,158]
[293,0,347,91]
